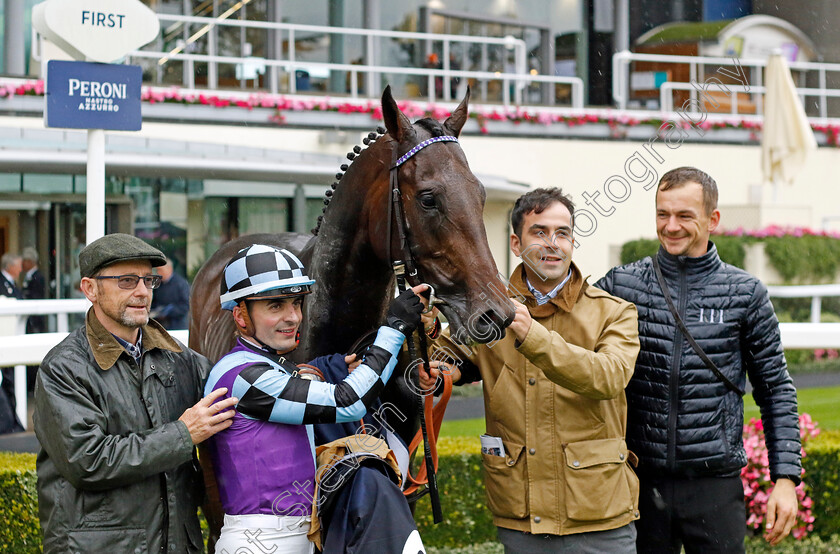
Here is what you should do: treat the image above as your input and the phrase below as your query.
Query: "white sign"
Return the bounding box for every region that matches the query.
[33,0,160,63]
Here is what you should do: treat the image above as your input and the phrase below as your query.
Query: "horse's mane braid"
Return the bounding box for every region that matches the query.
[312,126,386,236]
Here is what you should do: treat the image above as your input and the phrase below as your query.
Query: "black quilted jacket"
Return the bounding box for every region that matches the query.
[596,243,801,482]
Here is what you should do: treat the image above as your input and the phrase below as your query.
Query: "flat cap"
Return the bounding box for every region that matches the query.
[79,233,166,278]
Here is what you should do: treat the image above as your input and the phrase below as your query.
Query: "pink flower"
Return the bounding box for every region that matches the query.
[741,413,818,540]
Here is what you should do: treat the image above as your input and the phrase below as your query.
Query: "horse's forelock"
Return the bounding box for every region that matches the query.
[414,118,447,138]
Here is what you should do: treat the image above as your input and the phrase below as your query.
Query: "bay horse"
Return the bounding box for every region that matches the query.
[189,86,514,545]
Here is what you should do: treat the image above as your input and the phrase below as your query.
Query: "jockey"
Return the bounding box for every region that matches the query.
[204,244,426,553]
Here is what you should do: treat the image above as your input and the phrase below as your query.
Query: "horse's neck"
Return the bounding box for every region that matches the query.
[301,154,394,358]
[305,249,393,357]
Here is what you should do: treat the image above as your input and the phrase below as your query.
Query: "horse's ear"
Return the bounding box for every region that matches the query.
[381,85,415,143]
[444,86,470,137]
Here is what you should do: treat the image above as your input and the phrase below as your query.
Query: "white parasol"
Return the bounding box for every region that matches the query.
[761,51,818,201]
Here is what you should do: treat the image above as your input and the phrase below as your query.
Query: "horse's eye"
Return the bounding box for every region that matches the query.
[419,193,437,210]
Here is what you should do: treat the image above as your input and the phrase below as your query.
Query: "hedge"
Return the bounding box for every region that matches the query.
[3,432,840,552]
[414,437,494,548]
[620,235,747,268]
[804,430,840,539]
[620,232,840,284]
[0,452,40,553]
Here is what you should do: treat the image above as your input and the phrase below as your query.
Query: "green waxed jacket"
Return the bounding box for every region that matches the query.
[34,309,211,553]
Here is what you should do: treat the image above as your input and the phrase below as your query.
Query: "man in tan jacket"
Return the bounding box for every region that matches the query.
[422,187,641,552]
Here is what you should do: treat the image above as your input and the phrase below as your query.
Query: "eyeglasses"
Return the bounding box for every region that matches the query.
[94,274,163,290]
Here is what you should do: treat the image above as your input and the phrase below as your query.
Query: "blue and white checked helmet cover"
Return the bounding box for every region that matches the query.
[219,244,315,310]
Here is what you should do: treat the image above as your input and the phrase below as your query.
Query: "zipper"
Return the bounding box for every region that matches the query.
[666,264,687,471]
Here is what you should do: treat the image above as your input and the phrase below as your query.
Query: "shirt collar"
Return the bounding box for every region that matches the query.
[525,270,572,305]
[237,337,297,370]
[1,270,14,283]
[111,329,143,362]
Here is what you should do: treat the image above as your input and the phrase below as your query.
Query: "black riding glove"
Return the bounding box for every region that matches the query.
[386,289,424,335]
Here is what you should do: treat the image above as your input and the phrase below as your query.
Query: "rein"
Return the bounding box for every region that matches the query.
[386,134,458,525]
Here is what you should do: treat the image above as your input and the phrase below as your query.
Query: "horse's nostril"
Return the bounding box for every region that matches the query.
[469,309,509,343]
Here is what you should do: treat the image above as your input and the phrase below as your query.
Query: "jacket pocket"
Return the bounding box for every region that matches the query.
[67,526,147,554]
[563,438,638,522]
[481,440,528,519]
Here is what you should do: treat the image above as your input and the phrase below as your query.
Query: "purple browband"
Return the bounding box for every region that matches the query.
[394,135,459,167]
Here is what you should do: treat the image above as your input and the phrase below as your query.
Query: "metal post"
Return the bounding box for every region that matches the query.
[14,365,26,429]
[811,296,822,324]
[576,0,589,105]
[418,6,432,66]
[293,184,308,234]
[514,40,526,105]
[182,0,191,88]
[289,29,296,94]
[614,0,629,53]
[86,129,106,244]
[267,0,282,94]
[540,28,553,105]
[4,0,25,75]
[365,35,375,98]
[239,2,247,89]
[820,68,827,119]
[612,0,629,108]
[209,0,218,89]
[54,206,62,299]
[328,0,345,94]
[442,39,450,102]
[155,32,164,85]
[480,25,488,102]
[363,0,380,98]
[689,62,697,107]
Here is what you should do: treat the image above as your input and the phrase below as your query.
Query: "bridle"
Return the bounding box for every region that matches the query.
[386,134,459,286]
[385,133,458,525]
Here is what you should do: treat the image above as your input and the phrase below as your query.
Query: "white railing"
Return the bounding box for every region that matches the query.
[613,50,840,119]
[0,299,186,431]
[32,15,584,109]
[767,283,840,350]
[767,283,840,324]
[659,82,840,118]
[3,286,840,430]
[0,298,91,334]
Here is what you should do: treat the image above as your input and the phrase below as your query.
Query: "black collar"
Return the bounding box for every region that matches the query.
[237,337,298,371]
[655,241,723,278]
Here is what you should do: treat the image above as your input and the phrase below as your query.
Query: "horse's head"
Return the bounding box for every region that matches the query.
[378,86,515,343]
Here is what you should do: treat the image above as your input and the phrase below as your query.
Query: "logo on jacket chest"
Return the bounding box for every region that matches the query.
[698,307,725,324]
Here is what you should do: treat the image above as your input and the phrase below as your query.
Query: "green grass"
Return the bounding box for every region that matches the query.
[745,385,840,430]
[440,417,486,438]
[442,385,840,439]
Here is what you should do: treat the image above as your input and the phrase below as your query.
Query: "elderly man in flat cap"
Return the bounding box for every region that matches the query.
[34,233,237,553]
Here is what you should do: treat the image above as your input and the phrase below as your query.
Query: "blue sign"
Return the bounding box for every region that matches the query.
[45,60,142,130]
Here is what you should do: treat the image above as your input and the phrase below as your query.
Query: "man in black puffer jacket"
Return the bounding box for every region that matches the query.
[597,167,800,553]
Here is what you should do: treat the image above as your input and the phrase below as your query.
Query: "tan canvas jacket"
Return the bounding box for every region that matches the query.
[435,262,641,536]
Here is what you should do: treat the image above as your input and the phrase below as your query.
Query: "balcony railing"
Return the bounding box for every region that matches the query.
[33,15,583,110]
[613,50,840,120]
